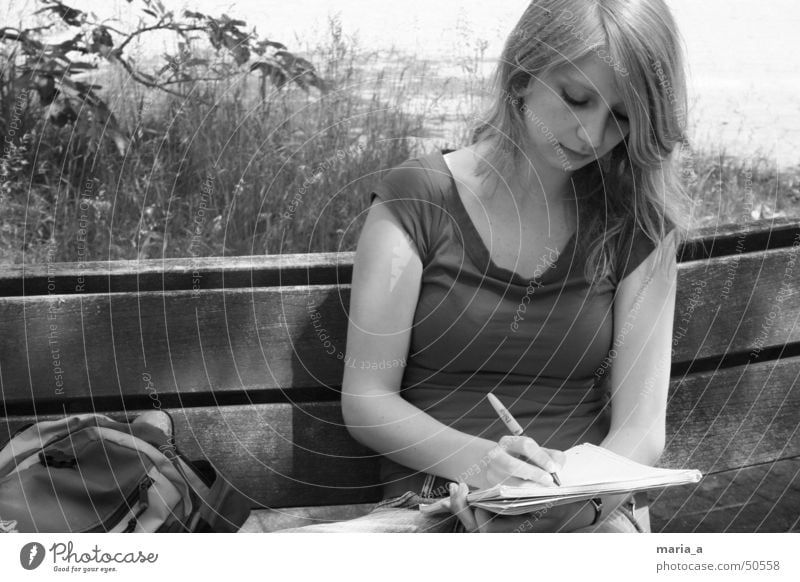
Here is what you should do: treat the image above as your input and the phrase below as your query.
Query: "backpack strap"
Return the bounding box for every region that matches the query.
[132,411,251,532]
[165,449,251,532]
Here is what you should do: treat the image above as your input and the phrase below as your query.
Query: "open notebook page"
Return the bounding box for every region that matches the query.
[468,443,701,502]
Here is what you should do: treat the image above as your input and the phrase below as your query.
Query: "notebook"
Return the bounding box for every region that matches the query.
[419,443,702,516]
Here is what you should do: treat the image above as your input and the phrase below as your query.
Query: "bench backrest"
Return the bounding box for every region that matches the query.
[1,218,798,509]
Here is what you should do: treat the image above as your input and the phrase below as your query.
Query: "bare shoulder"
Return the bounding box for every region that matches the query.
[341,200,423,395]
[616,230,678,314]
[442,146,485,198]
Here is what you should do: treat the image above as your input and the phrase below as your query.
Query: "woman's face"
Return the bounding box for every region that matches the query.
[518,51,630,173]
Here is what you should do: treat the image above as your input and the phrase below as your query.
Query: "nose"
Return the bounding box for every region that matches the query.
[576,113,608,153]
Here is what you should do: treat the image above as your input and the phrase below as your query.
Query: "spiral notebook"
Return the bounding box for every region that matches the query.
[419,443,702,516]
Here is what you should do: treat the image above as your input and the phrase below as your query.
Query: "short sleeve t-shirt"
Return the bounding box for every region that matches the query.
[368,149,660,487]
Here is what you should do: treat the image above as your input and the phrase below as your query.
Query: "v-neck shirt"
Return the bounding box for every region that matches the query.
[367,149,659,488]
[444,163,578,285]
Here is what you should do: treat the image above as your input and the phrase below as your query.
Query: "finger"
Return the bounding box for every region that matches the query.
[498,437,559,477]
[449,482,479,532]
[496,449,555,485]
[501,435,562,474]
[545,448,567,469]
[515,437,562,473]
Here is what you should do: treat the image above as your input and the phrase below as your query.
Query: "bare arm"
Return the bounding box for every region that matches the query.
[559,231,679,530]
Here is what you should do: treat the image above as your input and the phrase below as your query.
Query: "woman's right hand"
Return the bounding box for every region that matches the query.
[479,435,566,488]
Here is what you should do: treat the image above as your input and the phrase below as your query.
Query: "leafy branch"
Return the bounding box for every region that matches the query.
[1,0,325,154]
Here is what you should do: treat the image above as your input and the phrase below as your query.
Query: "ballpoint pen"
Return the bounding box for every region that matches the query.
[486,392,562,486]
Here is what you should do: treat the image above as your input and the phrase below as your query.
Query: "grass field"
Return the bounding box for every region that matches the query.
[2,24,798,266]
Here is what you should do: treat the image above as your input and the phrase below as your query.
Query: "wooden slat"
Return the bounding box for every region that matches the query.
[0,402,383,508]
[2,219,798,296]
[662,357,800,473]
[3,253,798,407]
[0,253,352,296]
[678,217,800,261]
[0,286,350,409]
[672,246,800,364]
[649,456,800,532]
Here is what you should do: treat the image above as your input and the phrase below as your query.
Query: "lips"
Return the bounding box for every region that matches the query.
[560,144,593,158]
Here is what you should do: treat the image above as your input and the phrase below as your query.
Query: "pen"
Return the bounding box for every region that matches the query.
[486,392,562,486]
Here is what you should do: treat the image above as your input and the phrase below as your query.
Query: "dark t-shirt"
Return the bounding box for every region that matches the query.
[368,149,659,488]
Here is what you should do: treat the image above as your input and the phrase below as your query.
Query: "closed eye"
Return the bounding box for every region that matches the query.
[563,88,629,124]
[561,89,588,107]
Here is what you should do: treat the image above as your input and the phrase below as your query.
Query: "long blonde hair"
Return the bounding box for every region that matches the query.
[472,0,692,289]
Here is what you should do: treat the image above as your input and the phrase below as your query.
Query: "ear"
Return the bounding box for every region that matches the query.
[516,75,536,99]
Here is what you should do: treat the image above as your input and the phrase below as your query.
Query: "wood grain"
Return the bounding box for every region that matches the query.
[650,456,800,532]
[1,355,796,509]
[2,218,797,296]
[672,246,800,364]
[3,248,798,407]
[0,286,350,408]
[661,357,800,473]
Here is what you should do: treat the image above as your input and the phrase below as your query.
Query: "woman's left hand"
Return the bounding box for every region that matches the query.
[446,482,587,533]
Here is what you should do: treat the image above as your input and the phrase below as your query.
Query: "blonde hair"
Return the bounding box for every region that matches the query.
[472,0,692,289]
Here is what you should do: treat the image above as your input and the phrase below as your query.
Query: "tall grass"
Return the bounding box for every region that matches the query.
[2,20,799,266]
[2,20,432,263]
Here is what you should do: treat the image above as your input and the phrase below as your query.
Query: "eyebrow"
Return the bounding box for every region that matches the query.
[561,70,627,113]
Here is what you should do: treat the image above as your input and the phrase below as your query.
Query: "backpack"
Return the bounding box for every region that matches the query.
[0,411,251,533]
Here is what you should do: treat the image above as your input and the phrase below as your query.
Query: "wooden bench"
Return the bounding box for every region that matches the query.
[1,218,798,532]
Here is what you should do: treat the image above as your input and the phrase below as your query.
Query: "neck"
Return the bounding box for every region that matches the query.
[471,140,574,210]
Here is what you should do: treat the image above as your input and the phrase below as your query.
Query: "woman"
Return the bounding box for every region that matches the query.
[283,0,689,533]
